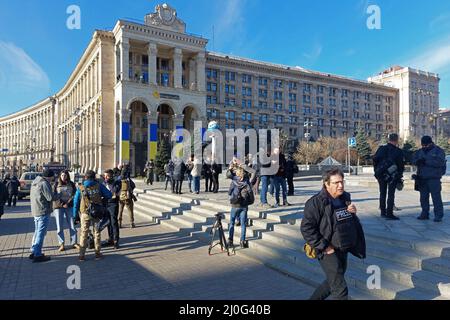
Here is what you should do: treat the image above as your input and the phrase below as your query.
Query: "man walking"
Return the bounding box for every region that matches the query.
[412,136,447,222]
[30,169,60,263]
[373,133,404,220]
[301,168,366,300]
[73,171,112,261]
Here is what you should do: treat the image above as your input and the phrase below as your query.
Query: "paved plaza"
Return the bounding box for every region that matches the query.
[0,176,449,300]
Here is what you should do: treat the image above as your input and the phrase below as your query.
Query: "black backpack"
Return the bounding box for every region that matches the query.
[81,184,107,221]
[230,180,255,206]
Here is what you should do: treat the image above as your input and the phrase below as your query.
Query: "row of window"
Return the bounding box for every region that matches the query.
[206,69,392,102]
[206,110,386,131]
[207,96,389,116]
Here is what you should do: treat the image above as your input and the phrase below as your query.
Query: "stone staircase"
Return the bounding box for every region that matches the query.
[133,187,450,300]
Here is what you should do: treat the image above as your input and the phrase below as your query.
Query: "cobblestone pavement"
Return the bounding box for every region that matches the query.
[0,201,314,300]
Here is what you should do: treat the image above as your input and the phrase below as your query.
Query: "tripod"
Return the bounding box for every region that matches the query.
[208,213,235,256]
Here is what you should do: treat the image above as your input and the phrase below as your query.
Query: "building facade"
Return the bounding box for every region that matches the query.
[0,3,441,176]
[368,66,440,141]
[438,108,450,138]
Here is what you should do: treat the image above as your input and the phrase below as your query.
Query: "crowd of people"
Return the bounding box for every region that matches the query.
[23,164,137,263]
[0,133,446,300]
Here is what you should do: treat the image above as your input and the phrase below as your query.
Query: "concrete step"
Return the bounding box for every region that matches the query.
[349,255,450,298]
[160,218,198,233]
[364,230,450,259]
[248,238,440,300]
[170,214,214,229]
[144,190,200,205]
[135,198,182,214]
[262,230,304,250]
[137,193,187,208]
[239,249,378,300]
[134,202,183,224]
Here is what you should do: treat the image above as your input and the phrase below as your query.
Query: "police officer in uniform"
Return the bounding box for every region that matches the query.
[301,168,366,300]
[373,133,405,220]
[412,136,447,222]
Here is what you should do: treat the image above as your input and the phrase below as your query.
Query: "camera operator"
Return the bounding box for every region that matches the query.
[412,136,447,222]
[301,168,366,300]
[373,133,405,220]
[227,164,255,248]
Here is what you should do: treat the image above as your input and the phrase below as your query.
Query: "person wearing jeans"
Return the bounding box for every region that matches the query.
[30,169,60,263]
[191,156,202,194]
[228,167,253,248]
[53,170,79,252]
[259,175,273,208]
[228,207,248,246]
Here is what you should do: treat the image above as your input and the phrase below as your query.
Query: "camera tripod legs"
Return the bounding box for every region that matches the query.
[208,219,235,256]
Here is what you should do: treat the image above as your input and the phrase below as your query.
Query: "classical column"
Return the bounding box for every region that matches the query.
[148,43,158,85]
[172,114,185,158]
[196,52,206,91]
[120,39,130,82]
[93,106,98,173]
[173,48,183,89]
[120,109,131,164]
[147,111,158,162]
[89,110,94,171]
[189,59,196,90]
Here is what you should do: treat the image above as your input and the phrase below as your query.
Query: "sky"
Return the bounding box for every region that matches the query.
[0,0,450,117]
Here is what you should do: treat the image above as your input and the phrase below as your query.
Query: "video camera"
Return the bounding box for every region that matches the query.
[215,212,225,220]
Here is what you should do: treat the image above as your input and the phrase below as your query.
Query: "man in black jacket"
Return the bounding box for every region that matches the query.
[373,133,405,220]
[412,136,447,222]
[0,181,8,220]
[6,176,20,207]
[301,168,366,300]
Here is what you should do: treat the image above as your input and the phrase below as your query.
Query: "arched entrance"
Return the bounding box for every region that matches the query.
[183,106,199,132]
[157,104,175,144]
[129,101,149,177]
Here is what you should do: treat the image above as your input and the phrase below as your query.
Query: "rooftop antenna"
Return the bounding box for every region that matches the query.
[212,25,215,51]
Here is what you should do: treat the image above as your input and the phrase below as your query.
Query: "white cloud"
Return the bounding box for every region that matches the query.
[303,43,323,61]
[404,37,450,75]
[0,41,50,93]
[211,0,247,51]
[429,13,450,31]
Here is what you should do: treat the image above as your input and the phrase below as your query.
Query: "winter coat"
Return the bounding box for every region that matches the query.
[30,176,60,217]
[53,181,77,209]
[300,188,366,260]
[412,144,447,180]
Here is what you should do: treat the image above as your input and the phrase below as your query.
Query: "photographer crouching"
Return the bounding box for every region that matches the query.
[301,168,366,300]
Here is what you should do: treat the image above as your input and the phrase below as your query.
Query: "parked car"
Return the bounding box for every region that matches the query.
[18,172,42,199]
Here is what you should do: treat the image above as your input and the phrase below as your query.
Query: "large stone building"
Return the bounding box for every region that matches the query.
[438,108,450,138]
[368,66,440,141]
[0,3,441,176]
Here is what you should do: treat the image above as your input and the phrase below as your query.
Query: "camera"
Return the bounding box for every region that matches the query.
[215,212,225,220]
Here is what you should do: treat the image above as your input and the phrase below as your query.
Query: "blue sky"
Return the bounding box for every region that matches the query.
[1,0,450,117]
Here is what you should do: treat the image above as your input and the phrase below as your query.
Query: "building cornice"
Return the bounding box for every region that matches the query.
[206,52,398,94]
[113,19,208,48]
